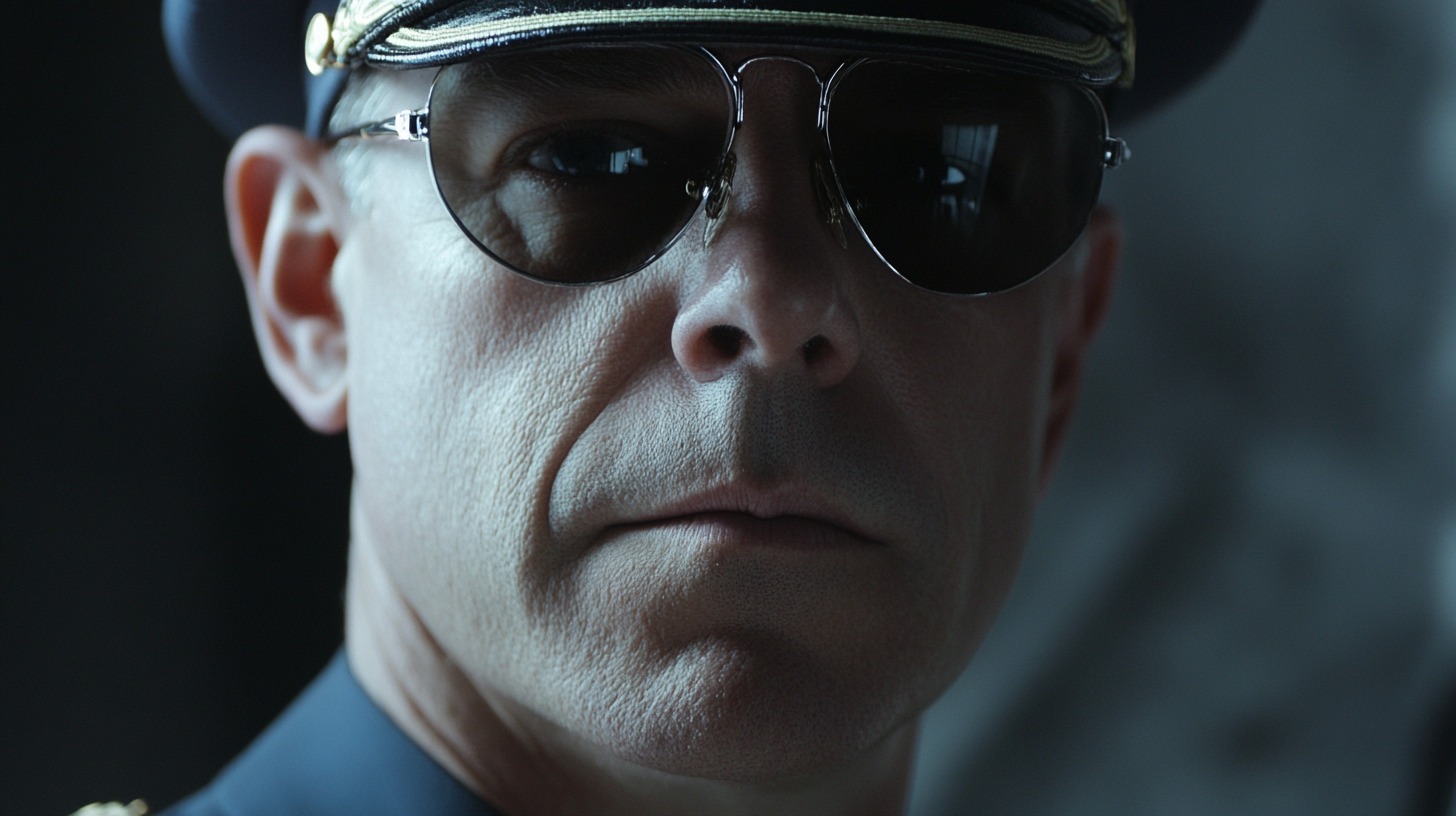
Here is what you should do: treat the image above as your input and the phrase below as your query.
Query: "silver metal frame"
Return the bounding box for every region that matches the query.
[335,44,1130,296]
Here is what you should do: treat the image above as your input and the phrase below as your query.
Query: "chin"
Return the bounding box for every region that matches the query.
[561,628,933,782]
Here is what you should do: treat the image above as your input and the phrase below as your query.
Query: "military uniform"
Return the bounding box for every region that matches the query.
[162,652,500,815]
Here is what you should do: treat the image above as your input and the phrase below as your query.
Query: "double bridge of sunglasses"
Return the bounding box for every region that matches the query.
[338,45,1131,295]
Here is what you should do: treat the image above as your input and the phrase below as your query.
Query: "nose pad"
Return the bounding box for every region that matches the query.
[701,152,737,248]
[696,148,852,250]
[812,155,849,249]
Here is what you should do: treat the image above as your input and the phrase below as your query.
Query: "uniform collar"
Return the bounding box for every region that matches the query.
[182,649,500,815]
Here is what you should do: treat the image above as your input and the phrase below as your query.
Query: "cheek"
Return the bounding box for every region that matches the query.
[332,193,650,668]
[866,278,1059,659]
[883,273,1055,482]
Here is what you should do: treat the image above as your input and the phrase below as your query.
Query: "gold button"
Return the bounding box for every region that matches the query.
[305,12,336,76]
[70,802,148,816]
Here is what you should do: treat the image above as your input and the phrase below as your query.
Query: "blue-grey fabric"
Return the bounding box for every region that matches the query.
[162,651,501,816]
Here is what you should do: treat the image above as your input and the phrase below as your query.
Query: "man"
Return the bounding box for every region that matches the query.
[104,1,1257,813]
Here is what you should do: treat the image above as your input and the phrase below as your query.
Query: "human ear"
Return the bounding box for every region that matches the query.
[1039,206,1122,492]
[225,125,349,434]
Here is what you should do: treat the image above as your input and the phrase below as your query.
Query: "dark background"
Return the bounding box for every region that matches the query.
[5,2,1455,815]
[4,4,352,812]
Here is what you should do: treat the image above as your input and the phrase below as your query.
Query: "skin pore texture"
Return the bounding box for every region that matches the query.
[224,52,1120,816]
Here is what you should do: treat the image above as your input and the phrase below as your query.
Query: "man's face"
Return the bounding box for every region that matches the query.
[325,54,1093,778]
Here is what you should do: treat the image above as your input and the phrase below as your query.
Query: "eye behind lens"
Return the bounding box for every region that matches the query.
[525,130,652,178]
[425,44,737,284]
[826,60,1108,295]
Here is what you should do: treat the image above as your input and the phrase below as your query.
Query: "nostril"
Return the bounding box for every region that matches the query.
[707,324,748,358]
[801,334,829,366]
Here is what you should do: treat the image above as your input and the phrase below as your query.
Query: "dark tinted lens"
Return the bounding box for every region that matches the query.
[428,46,733,284]
[827,62,1107,294]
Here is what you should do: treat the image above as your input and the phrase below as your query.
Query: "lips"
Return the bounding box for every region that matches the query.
[606,484,883,549]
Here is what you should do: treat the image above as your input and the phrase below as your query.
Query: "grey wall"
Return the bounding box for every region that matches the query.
[911,2,1456,814]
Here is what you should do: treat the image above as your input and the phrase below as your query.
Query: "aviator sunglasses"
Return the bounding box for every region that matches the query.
[334,43,1130,296]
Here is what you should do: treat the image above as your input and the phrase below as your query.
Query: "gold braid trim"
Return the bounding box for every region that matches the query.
[310,1,1133,81]
[382,7,1113,67]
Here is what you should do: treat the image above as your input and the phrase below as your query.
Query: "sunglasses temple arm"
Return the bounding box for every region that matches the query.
[327,109,430,143]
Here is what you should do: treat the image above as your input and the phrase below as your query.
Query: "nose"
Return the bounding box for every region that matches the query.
[670,64,863,388]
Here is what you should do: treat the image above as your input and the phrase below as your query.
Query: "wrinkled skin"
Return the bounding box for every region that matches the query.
[224,53,1120,816]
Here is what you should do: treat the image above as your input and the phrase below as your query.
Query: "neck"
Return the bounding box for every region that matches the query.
[344,503,920,816]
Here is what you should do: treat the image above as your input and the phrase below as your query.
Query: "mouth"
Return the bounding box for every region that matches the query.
[616,510,878,551]
[605,485,884,551]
